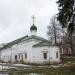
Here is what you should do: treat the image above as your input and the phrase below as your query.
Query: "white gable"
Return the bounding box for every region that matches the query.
[0,35,60,64]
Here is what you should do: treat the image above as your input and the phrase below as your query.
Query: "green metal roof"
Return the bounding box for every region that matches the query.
[0,35,49,50]
[0,35,28,50]
[33,41,59,47]
[20,35,49,43]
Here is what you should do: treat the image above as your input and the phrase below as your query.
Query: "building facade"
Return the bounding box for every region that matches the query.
[0,17,60,64]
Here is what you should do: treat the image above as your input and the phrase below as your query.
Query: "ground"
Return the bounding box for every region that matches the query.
[0,63,75,75]
[0,56,75,75]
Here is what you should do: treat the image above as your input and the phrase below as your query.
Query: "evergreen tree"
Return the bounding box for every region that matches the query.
[57,0,75,29]
[57,0,75,54]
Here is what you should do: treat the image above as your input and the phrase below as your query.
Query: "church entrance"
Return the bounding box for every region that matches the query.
[42,52,48,64]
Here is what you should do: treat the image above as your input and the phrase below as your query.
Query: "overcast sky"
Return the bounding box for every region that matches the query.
[0,0,58,44]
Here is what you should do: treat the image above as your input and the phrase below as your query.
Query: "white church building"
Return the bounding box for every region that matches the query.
[0,17,60,65]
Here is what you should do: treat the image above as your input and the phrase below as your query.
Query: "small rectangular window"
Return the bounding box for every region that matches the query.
[56,53,58,58]
[19,55,20,59]
[43,53,47,59]
[15,55,17,60]
[25,53,27,59]
[21,55,23,60]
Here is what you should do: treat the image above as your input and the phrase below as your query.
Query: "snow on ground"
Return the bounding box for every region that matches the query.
[0,66,3,70]
[0,65,8,70]
[0,63,33,71]
[13,64,32,67]
[0,63,65,71]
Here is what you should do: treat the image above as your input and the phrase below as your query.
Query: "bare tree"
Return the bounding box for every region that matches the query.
[47,15,64,44]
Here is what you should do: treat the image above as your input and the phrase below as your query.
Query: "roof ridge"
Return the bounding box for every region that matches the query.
[0,35,49,50]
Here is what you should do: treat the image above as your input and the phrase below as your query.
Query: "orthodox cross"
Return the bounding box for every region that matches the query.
[32,15,35,25]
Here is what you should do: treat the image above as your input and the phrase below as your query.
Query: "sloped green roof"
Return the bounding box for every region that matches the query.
[33,41,59,47]
[0,35,28,50]
[0,35,49,50]
[33,41,51,47]
[19,35,49,43]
